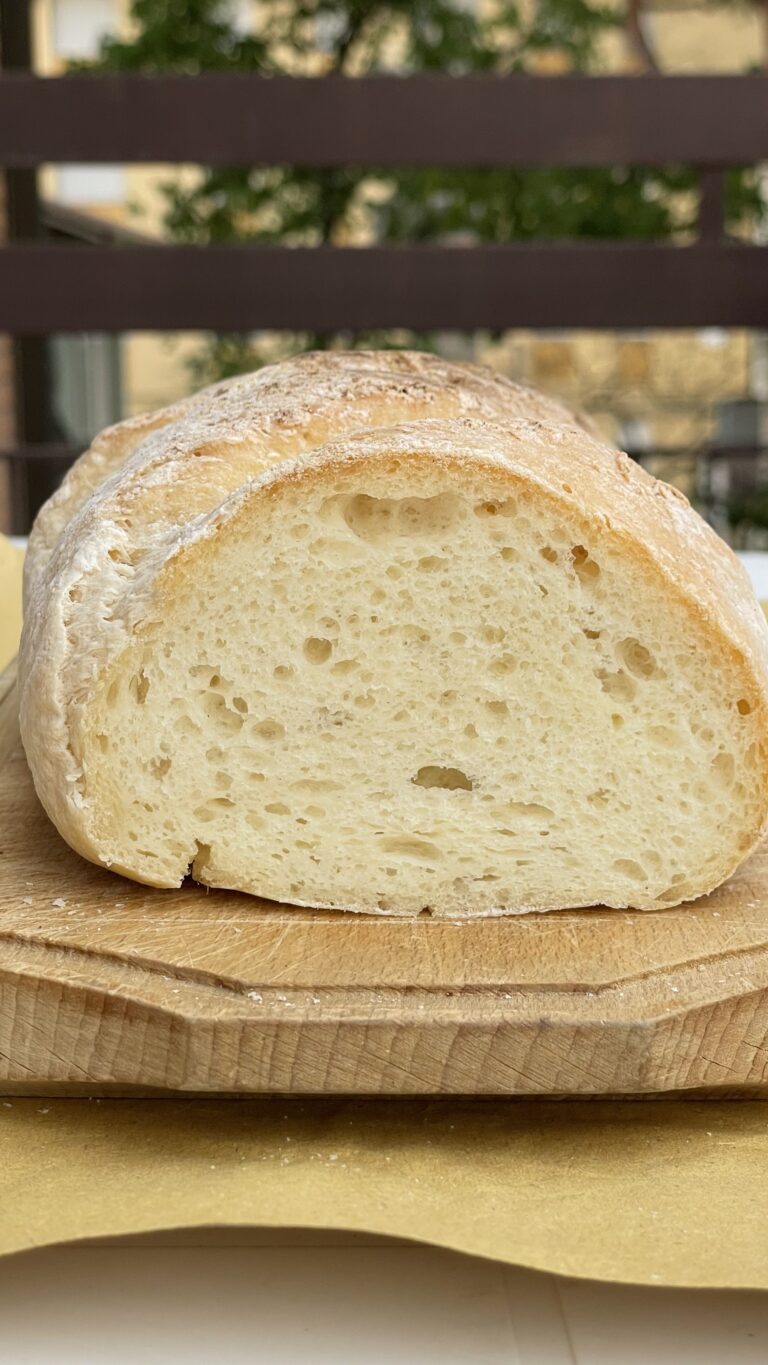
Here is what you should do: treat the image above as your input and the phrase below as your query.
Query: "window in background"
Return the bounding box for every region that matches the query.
[50,334,123,449]
[51,0,115,59]
[55,165,124,204]
[51,0,123,204]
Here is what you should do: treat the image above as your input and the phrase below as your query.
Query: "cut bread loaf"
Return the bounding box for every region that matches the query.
[20,352,768,916]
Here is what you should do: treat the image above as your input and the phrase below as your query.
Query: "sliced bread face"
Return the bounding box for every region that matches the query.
[24,417,768,917]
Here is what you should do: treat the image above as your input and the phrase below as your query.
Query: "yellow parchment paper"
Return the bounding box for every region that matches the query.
[2,1097,768,1288]
[4,548,768,1288]
[0,535,23,672]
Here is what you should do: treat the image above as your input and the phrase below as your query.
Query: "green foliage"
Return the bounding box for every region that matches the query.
[730,492,768,532]
[91,0,765,381]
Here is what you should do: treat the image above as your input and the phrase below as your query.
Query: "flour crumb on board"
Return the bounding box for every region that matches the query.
[52,898,66,908]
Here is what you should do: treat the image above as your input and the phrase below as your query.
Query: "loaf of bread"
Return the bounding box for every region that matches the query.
[20,350,768,916]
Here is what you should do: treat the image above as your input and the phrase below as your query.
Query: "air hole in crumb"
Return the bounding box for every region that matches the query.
[486,700,509,718]
[150,756,171,778]
[613,858,647,881]
[442,690,457,705]
[331,659,359,676]
[419,555,448,571]
[304,637,333,665]
[507,802,554,820]
[482,626,505,644]
[339,492,459,540]
[266,802,291,816]
[232,696,249,714]
[583,628,601,640]
[255,719,285,740]
[489,653,517,676]
[540,546,558,563]
[464,723,478,739]
[413,765,473,792]
[571,545,601,584]
[588,789,610,808]
[500,547,517,562]
[96,733,109,754]
[381,836,442,860]
[597,668,636,703]
[193,840,212,869]
[449,632,466,645]
[475,498,515,519]
[274,665,294,680]
[611,713,624,730]
[737,698,753,715]
[206,693,244,734]
[129,670,150,705]
[617,637,657,679]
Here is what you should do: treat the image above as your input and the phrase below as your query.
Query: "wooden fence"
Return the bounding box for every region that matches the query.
[1,57,767,528]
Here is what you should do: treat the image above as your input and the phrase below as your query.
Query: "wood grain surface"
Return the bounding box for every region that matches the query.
[3,664,768,1095]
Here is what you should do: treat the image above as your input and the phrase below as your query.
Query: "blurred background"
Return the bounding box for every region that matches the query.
[2,0,768,542]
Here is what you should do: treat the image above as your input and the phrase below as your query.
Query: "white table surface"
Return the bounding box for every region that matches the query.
[2,1229,768,1364]
[3,549,767,1363]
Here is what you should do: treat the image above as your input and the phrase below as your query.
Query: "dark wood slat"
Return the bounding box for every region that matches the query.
[0,444,81,463]
[0,242,766,332]
[1,74,767,168]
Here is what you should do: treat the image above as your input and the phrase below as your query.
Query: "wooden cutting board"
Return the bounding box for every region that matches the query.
[3,661,768,1096]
